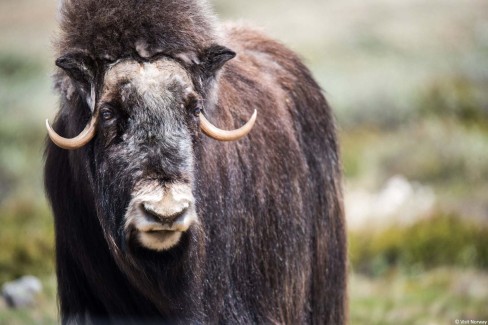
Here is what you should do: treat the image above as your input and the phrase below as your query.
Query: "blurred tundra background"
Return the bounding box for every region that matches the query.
[0,0,487,324]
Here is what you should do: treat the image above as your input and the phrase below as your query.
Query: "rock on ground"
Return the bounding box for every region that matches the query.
[1,275,42,308]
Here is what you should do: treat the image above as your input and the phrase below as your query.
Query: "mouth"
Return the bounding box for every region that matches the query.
[131,204,197,251]
[124,182,198,251]
[136,229,184,251]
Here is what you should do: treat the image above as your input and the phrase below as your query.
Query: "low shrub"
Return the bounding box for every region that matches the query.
[349,213,488,276]
[0,53,43,82]
[0,199,54,284]
[418,74,488,128]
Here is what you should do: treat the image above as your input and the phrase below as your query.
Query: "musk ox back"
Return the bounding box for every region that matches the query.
[44,0,347,323]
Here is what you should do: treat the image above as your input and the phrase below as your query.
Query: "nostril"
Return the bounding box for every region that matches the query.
[141,203,187,225]
[163,210,188,225]
[141,204,163,223]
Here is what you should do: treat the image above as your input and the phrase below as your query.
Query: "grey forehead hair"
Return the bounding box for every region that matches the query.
[101,58,194,106]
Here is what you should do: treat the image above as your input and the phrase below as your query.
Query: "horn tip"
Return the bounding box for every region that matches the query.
[250,109,257,126]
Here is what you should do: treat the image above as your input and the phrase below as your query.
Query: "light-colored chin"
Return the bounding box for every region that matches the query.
[137,231,183,251]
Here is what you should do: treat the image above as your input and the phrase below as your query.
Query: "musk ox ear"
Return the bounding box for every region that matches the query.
[201,44,236,76]
[55,51,97,110]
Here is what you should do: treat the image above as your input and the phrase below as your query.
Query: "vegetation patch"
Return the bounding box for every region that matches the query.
[350,268,488,324]
[418,74,488,128]
[0,200,54,284]
[0,53,43,82]
[349,214,488,276]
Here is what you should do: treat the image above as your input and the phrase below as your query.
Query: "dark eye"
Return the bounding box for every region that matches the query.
[100,107,114,121]
[186,93,202,117]
[193,105,202,117]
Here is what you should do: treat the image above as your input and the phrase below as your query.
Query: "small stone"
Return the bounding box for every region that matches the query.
[1,276,43,308]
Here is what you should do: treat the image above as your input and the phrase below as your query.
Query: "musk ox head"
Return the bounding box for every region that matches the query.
[46,48,256,252]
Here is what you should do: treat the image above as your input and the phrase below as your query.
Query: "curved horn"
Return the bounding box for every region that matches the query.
[45,114,97,150]
[200,110,257,142]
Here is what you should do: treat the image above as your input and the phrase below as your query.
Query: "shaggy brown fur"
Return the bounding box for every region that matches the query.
[45,0,347,324]
[57,0,217,60]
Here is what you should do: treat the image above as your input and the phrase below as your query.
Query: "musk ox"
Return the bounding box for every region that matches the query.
[44,0,347,323]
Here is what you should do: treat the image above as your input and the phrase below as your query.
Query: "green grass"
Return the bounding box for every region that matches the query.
[0,199,54,285]
[350,268,488,324]
[0,51,55,285]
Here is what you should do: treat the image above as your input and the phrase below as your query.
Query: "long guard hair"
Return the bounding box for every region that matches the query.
[45,0,347,323]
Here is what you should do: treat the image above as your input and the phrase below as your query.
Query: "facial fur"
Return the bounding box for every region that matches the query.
[93,57,200,251]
